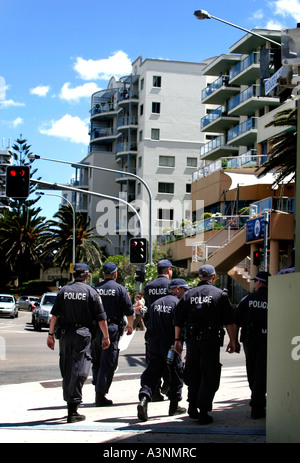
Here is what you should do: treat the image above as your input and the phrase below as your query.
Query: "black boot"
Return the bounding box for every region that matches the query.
[137,396,149,421]
[67,403,86,423]
[169,401,186,416]
[198,411,213,425]
[95,393,113,406]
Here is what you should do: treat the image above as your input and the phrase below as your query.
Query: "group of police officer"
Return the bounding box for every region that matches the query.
[47,258,270,425]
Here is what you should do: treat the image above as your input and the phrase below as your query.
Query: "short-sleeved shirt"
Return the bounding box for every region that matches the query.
[92,279,133,323]
[174,280,234,330]
[147,292,179,339]
[51,280,106,327]
[144,275,170,307]
[234,286,268,342]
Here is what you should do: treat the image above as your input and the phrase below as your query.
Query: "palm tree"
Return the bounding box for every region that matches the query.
[44,205,111,271]
[257,107,297,185]
[0,205,51,284]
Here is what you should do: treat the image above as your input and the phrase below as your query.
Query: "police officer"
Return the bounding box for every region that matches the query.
[47,263,110,423]
[234,270,271,419]
[91,261,134,406]
[137,279,190,421]
[143,259,175,400]
[174,264,236,425]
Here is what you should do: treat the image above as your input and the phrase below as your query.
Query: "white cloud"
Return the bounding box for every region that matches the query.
[30,85,50,97]
[59,82,101,102]
[12,117,23,127]
[272,0,300,21]
[73,50,132,80]
[39,114,90,145]
[0,99,25,109]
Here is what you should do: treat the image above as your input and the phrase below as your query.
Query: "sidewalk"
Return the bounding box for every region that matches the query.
[0,365,265,444]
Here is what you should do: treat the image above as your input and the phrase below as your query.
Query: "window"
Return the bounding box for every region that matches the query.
[186,183,191,193]
[138,156,142,168]
[153,76,162,87]
[140,104,143,116]
[158,182,174,194]
[152,102,161,114]
[140,78,144,90]
[151,128,160,140]
[139,130,143,142]
[159,155,175,167]
[187,157,197,167]
[158,208,174,220]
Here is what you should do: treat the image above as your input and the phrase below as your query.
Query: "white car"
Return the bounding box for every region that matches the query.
[32,292,57,331]
[17,295,40,312]
[0,294,18,318]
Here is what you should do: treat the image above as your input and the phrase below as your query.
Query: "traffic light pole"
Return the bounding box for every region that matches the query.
[32,179,144,236]
[29,154,153,263]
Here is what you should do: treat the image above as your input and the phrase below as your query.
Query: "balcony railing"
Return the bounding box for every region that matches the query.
[229,52,259,81]
[200,135,225,158]
[91,127,118,139]
[91,103,116,115]
[228,85,260,112]
[116,142,138,153]
[117,116,138,127]
[201,106,223,129]
[227,117,257,142]
[201,75,230,100]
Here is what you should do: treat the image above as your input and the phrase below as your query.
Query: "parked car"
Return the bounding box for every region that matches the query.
[31,292,57,331]
[0,294,18,318]
[17,295,40,312]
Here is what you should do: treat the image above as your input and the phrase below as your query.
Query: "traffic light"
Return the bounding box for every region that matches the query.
[253,250,261,266]
[129,238,148,264]
[135,268,146,282]
[6,166,30,199]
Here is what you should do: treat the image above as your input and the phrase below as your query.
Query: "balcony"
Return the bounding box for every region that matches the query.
[90,127,120,144]
[117,115,138,131]
[227,117,258,146]
[91,102,119,119]
[229,52,260,86]
[228,85,281,116]
[118,89,139,106]
[200,135,239,161]
[116,142,138,158]
[201,105,239,133]
[202,75,240,105]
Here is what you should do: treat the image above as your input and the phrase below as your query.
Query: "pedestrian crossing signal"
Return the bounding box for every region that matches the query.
[253,250,261,266]
[129,238,148,264]
[6,165,30,199]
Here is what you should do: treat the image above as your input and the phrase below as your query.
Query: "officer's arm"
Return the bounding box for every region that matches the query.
[125,314,134,335]
[47,315,57,350]
[225,324,237,354]
[174,326,183,354]
[98,320,110,349]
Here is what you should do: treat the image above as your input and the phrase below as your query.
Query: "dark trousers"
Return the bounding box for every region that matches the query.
[139,336,184,403]
[59,327,92,404]
[91,324,120,394]
[184,337,222,412]
[243,337,267,411]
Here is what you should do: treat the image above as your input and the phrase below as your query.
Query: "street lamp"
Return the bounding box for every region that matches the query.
[36,191,76,266]
[28,154,152,262]
[194,9,281,47]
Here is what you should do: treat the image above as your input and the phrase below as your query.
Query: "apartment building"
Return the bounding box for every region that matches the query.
[74,56,213,255]
[162,29,295,298]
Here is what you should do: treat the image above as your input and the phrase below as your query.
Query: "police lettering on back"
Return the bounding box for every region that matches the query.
[148,287,168,297]
[64,291,87,300]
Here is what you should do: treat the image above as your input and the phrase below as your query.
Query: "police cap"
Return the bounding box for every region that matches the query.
[199,264,215,277]
[73,263,89,274]
[103,262,118,274]
[170,278,191,289]
[157,259,175,269]
[251,271,271,284]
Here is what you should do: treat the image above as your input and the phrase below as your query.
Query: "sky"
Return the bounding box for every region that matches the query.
[1,0,300,220]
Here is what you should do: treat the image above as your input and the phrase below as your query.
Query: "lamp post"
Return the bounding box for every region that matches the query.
[36,191,76,265]
[28,154,153,262]
[194,9,281,47]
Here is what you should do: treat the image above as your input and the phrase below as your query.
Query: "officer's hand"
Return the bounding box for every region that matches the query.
[174,340,183,355]
[101,337,110,350]
[47,336,55,350]
[125,325,133,336]
[235,341,241,353]
[226,340,236,354]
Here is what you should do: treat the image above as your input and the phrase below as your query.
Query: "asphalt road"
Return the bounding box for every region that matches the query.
[0,310,244,386]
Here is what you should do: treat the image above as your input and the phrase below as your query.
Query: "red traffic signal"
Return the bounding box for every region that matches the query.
[6,165,30,199]
[129,238,148,264]
[253,250,261,266]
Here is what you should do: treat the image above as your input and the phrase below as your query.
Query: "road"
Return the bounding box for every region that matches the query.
[0,310,245,386]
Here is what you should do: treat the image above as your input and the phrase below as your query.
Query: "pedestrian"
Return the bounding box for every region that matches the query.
[234,270,271,419]
[174,264,236,425]
[47,263,110,423]
[91,261,134,406]
[133,293,145,330]
[137,278,191,421]
[143,259,175,401]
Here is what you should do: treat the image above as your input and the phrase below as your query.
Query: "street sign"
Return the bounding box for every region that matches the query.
[246,216,269,242]
[264,65,293,95]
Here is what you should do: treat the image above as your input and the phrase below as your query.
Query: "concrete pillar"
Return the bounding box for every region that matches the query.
[269,240,280,275]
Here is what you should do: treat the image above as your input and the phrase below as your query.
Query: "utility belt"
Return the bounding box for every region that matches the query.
[55,321,92,340]
[184,322,225,346]
[107,318,126,336]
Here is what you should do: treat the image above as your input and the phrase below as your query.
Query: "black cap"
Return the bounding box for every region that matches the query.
[251,271,271,284]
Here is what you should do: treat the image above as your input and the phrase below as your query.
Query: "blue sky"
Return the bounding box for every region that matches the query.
[1,0,300,220]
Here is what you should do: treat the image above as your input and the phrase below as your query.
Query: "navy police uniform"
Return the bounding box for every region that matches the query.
[91,262,133,404]
[234,271,270,418]
[175,265,234,423]
[50,264,107,420]
[138,279,190,421]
